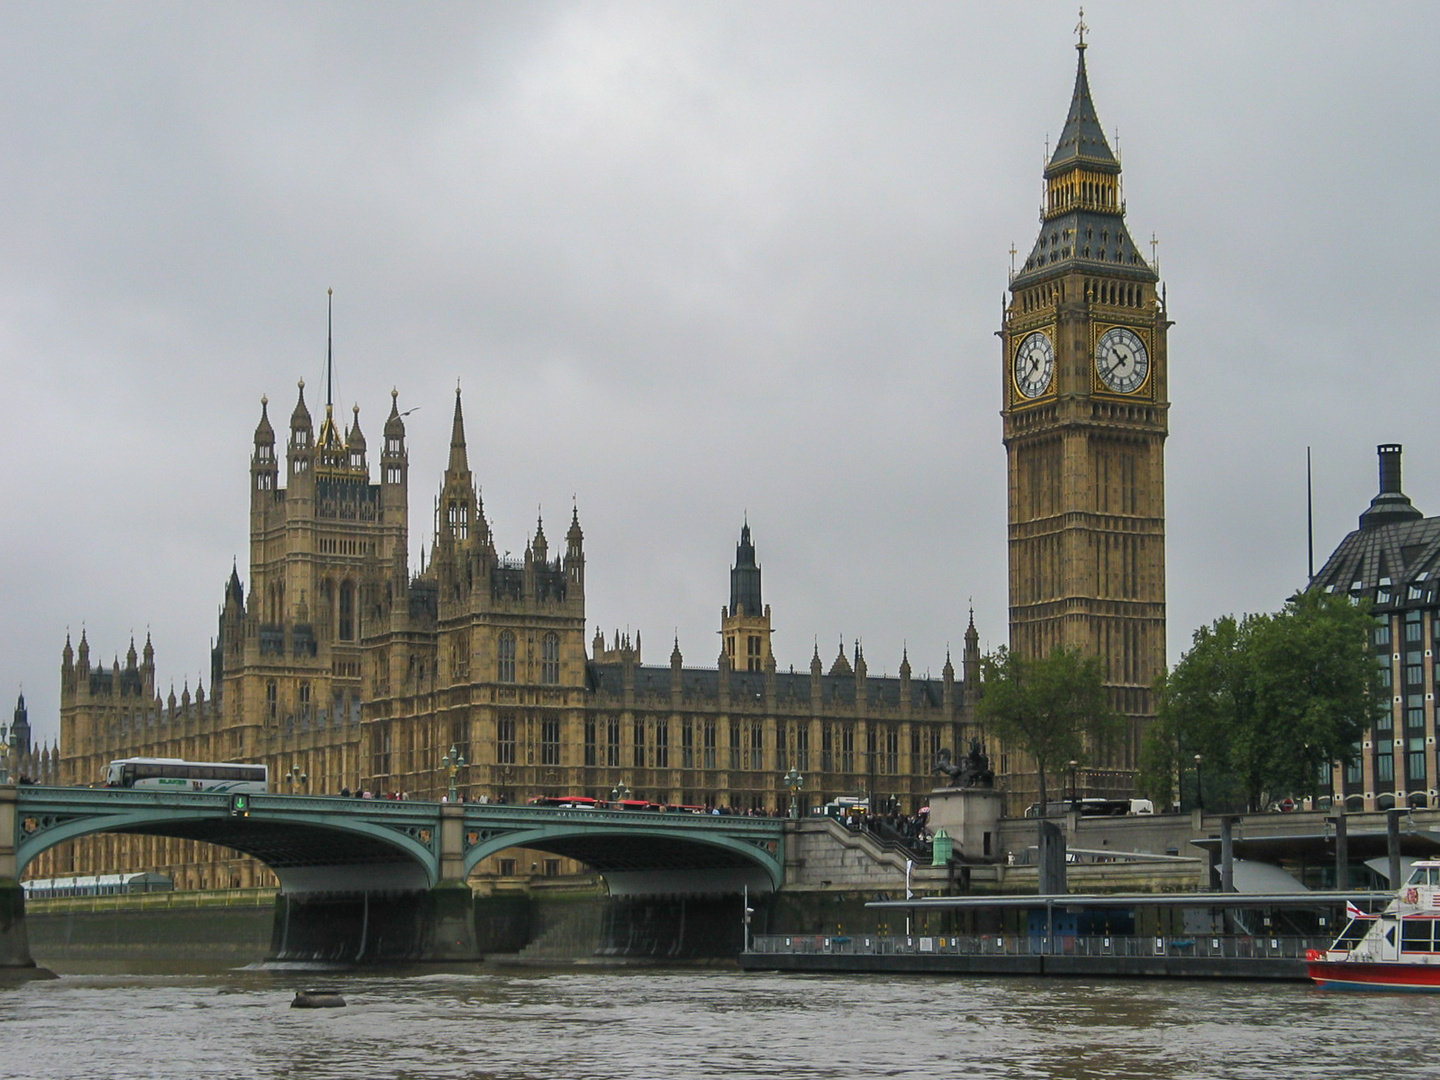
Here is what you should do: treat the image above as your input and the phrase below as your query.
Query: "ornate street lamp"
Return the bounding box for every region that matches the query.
[784,766,804,819]
[610,783,632,806]
[442,745,466,802]
[1194,753,1204,813]
[1067,759,1079,807]
[286,765,308,794]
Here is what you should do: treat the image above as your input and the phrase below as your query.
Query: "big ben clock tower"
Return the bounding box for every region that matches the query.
[1001,24,1168,793]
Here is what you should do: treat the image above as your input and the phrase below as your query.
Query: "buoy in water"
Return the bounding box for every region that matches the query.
[291,989,346,1008]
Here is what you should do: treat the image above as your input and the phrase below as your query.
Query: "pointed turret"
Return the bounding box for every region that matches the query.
[346,403,367,471]
[385,388,407,440]
[290,380,312,439]
[287,379,315,485]
[532,514,548,563]
[380,388,409,541]
[565,504,586,590]
[435,386,479,548]
[11,693,31,756]
[141,632,155,699]
[252,396,278,495]
[226,561,244,608]
[963,607,981,695]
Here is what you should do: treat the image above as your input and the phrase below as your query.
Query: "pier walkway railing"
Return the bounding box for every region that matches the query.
[749,932,1331,962]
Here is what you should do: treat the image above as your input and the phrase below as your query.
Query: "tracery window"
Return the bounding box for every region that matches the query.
[541,633,560,684]
[498,631,516,683]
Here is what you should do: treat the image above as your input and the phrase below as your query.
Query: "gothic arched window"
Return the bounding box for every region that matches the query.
[541,633,560,685]
[339,581,355,641]
[498,631,516,683]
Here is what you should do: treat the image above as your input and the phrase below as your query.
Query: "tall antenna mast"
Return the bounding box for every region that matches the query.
[1307,446,1315,584]
[326,287,334,411]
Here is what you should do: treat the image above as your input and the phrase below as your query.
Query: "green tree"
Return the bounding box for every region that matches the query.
[1144,591,1380,812]
[977,646,1120,814]
[1138,615,1257,811]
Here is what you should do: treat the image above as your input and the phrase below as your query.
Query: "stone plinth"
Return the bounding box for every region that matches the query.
[926,787,1003,862]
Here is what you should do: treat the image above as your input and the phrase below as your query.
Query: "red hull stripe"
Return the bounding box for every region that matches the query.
[1309,961,1440,992]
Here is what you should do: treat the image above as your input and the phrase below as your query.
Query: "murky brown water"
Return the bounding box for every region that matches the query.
[1,963,1436,1079]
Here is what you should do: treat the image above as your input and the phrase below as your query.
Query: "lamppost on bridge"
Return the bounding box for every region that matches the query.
[442,746,466,803]
[286,765,308,794]
[784,766,804,819]
[1194,753,1205,813]
[610,783,631,807]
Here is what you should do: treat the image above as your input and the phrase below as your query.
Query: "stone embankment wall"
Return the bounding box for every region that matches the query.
[24,890,535,964]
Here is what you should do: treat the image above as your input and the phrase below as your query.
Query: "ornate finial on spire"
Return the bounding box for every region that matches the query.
[1075,6,1088,50]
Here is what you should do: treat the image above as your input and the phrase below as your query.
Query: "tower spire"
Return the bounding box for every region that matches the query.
[448,383,469,475]
[317,289,343,456]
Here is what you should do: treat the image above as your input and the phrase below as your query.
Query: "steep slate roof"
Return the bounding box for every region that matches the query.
[1312,446,1440,610]
[1010,43,1157,290]
[1047,44,1119,175]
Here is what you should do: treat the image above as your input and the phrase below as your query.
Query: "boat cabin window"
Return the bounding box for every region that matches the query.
[1405,865,1440,886]
[1401,918,1440,952]
[1332,919,1371,949]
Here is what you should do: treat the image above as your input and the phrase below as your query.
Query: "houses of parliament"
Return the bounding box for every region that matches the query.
[31,30,1169,889]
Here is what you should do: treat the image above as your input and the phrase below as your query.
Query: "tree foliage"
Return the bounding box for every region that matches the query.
[1141,590,1381,812]
[977,646,1120,813]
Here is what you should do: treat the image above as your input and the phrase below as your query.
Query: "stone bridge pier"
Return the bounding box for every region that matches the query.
[0,787,43,974]
[270,804,479,964]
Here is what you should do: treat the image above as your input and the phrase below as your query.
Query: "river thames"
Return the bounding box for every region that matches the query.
[1,964,1436,1079]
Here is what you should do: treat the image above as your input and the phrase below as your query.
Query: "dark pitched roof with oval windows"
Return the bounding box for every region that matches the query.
[1311,445,1440,612]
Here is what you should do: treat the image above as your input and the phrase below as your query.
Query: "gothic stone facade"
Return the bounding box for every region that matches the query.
[43,385,982,889]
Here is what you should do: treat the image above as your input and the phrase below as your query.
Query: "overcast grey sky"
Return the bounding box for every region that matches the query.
[3,2,1436,746]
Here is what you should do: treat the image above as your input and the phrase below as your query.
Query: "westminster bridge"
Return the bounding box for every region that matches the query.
[0,784,785,967]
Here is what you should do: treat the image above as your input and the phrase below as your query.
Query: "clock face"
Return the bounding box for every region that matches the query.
[1095,326,1150,394]
[1013,330,1055,399]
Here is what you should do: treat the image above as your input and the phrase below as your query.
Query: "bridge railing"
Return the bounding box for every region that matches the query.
[13,786,785,833]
